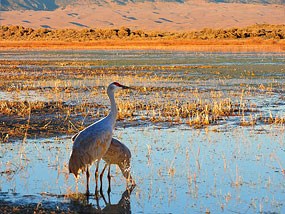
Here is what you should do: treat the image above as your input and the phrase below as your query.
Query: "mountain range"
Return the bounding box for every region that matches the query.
[1,0,284,31]
[1,0,284,11]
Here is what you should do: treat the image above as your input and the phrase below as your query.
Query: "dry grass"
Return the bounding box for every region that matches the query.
[0,39,285,52]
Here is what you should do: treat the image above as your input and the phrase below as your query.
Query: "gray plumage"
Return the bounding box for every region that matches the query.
[100,138,135,192]
[68,82,131,195]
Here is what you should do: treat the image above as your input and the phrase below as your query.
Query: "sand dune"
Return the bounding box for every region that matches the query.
[1,1,285,30]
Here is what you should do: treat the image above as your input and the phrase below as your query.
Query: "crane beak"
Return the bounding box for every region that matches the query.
[112,82,133,90]
[122,85,133,90]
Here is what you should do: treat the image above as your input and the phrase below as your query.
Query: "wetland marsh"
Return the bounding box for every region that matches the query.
[0,50,284,213]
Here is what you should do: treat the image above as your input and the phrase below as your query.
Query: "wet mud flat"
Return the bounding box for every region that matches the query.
[0,50,284,213]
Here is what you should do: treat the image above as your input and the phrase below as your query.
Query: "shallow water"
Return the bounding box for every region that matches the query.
[1,50,285,66]
[0,126,284,213]
[0,50,285,212]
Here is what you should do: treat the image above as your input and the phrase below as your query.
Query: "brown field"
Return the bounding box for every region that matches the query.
[1,39,285,52]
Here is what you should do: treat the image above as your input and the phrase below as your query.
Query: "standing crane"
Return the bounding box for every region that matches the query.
[100,138,135,194]
[68,82,131,196]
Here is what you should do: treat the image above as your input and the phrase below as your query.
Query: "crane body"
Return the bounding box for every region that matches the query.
[68,82,131,195]
[68,119,113,177]
[100,138,135,193]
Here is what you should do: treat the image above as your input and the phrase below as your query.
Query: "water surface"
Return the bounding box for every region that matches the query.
[0,50,284,212]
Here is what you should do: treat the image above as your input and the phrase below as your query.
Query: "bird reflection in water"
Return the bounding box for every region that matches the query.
[101,185,135,213]
[81,185,135,213]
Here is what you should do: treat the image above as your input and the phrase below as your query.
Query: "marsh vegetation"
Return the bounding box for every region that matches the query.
[0,50,284,213]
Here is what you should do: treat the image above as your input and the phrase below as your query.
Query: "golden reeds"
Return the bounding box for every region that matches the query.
[0,58,284,142]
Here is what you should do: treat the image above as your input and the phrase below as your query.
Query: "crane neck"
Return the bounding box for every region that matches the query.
[107,89,118,127]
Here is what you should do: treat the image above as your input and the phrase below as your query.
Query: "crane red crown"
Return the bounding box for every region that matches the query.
[113,82,123,87]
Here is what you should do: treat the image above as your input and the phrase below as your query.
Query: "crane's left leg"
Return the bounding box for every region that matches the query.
[95,161,100,197]
[100,163,108,194]
[107,165,111,194]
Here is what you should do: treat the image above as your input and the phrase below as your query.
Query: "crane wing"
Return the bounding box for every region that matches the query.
[69,125,113,177]
[72,124,113,160]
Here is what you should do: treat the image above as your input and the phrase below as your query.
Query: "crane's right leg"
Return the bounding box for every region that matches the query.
[86,166,90,196]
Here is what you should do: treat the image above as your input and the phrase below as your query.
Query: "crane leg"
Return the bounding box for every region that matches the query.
[86,166,90,196]
[100,163,108,194]
[101,190,108,205]
[107,165,111,194]
[95,161,100,197]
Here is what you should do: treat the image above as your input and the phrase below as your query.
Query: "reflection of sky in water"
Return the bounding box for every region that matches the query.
[1,50,285,67]
[0,126,284,213]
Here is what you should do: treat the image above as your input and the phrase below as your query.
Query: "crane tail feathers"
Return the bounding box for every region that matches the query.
[68,149,87,177]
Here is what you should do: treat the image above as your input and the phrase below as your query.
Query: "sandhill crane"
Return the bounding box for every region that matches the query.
[100,138,135,193]
[68,82,131,196]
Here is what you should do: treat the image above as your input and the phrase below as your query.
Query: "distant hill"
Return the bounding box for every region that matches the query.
[209,0,284,3]
[1,0,284,11]
[0,0,59,11]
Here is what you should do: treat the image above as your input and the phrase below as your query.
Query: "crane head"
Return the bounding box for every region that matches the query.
[109,82,131,91]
